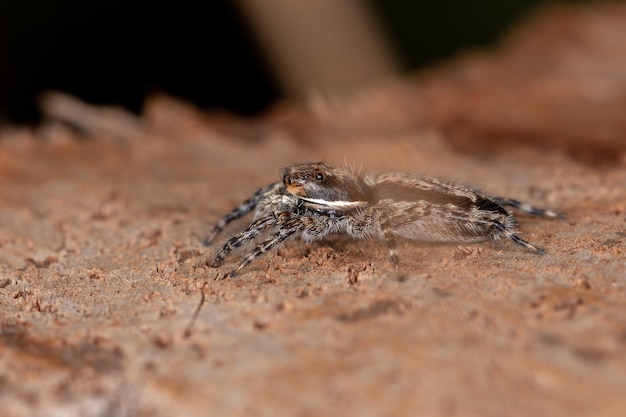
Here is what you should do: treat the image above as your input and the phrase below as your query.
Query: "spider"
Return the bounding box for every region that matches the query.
[204,162,565,278]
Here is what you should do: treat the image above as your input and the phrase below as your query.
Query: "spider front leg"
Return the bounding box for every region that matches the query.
[228,215,307,277]
[209,214,280,268]
[204,182,282,245]
[226,213,332,277]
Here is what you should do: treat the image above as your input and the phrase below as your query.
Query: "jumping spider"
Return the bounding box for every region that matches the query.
[205,162,564,278]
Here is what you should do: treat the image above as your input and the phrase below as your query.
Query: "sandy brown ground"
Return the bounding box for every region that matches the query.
[2,3,626,417]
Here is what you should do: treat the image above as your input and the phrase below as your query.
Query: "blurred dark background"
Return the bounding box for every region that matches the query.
[0,0,586,124]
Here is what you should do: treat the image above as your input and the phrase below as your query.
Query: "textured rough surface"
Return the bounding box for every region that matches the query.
[1,3,626,417]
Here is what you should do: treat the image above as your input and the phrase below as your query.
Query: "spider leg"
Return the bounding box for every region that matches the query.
[377,211,401,275]
[228,213,335,277]
[493,221,545,255]
[492,197,565,219]
[204,182,282,245]
[229,216,306,277]
[346,208,403,280]
[209,214,278,267]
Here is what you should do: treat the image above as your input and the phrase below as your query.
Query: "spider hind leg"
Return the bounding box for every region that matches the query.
[493,220,545,254]
[493,197,565,219]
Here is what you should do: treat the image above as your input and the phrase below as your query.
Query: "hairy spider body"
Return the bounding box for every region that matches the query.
[205,162,564,277]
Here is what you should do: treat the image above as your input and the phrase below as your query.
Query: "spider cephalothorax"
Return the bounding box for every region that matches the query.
[283,162,368,204]
[204,162,564,278]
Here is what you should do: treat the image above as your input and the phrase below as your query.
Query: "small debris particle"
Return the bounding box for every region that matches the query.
[253,321,269,331]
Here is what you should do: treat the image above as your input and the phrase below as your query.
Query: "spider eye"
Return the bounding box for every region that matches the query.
[314,172,325,182]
